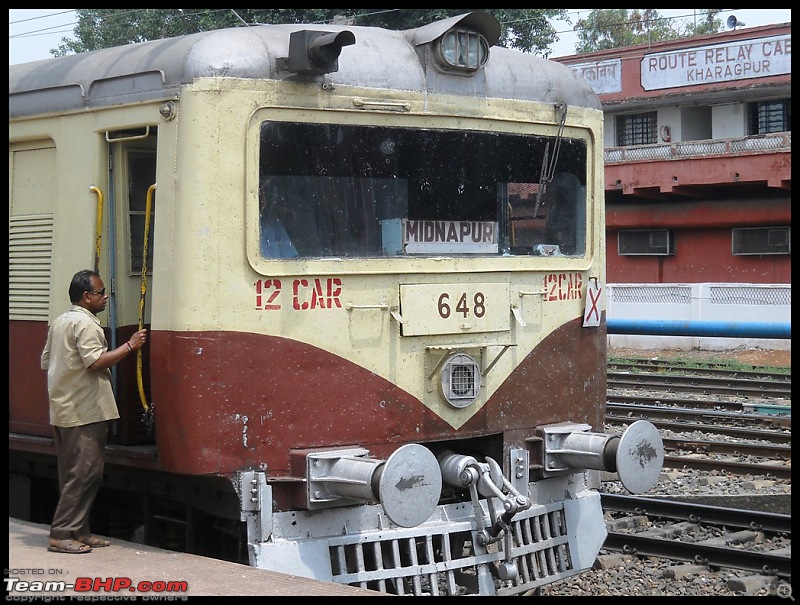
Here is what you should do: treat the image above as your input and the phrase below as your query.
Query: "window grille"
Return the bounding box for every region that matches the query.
[747,99,790,134]
[732,226,791,255]
[617,229,674,256]
[615,112,657,146]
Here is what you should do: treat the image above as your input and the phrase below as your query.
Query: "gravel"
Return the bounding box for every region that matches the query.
[538,551,781,596]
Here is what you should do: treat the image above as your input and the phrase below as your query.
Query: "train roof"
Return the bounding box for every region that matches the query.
[9,12,600,120]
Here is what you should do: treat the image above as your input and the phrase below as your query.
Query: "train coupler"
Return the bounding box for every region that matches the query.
[438,452,531,547]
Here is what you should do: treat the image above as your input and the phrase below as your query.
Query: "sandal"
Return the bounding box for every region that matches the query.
[48,539,92,554]
[79,535,111,548]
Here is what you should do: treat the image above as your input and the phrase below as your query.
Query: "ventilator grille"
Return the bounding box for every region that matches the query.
[441,353,481,409]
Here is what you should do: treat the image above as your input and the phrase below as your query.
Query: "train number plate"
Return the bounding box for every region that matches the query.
[399,283,510,336]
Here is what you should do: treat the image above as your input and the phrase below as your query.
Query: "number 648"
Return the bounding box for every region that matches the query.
[437,292,486,319]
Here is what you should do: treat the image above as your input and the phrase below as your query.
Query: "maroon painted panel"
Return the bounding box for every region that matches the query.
[151,329,450,475]
[8,321,52,437]
[477,317,606,433]
[150,318,606,477]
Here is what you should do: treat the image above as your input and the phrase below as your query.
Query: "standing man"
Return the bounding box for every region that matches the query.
[41,269,147,554]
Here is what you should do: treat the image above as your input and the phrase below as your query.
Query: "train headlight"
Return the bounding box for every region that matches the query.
[415,13,499,74]
[438,28,490,71]
[440,353,481,408]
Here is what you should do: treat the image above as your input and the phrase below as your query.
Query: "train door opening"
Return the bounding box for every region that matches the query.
[106,127,158,445]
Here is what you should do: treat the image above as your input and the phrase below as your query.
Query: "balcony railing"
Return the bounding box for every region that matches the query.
[604,132,791,164]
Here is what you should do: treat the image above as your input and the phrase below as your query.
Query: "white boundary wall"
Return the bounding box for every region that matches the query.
[606,283,791,351]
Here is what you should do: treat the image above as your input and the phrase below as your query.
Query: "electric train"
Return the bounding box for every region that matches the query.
[9,12,664,596]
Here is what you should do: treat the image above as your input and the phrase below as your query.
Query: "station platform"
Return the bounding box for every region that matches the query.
[8,517,388,597]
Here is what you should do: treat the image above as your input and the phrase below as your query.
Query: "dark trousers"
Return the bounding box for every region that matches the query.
[49,421,109,541]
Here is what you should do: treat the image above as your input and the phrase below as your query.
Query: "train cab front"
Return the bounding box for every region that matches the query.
[229,9,665,596]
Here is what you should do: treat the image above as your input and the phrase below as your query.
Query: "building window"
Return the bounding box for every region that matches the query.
[748,99,791,134]
[615,112,657,146]
[618,229,674,256]
[732,226,791,255]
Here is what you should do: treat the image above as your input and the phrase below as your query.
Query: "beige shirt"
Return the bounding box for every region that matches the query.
[40,305,120,427]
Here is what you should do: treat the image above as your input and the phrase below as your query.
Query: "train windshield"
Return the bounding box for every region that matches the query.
[259,122,587,259]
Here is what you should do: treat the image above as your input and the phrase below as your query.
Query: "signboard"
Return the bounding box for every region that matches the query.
[641,34,791,91]
[583,279,602,327]
[382,219,498,255]
[569,59,622,95]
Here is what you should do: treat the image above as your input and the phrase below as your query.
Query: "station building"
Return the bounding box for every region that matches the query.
[555,21,791,350]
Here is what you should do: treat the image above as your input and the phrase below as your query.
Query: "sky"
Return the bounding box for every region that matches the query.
[8,9,793,65]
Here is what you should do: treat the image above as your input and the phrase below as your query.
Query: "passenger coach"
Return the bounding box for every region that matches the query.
[9,12,663,596]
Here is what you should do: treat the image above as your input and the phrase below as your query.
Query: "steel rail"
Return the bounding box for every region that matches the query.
[606,403,790,427]
[600,494,792,533]
[603,532,791,578]
[605,415,792,443]
[601,495,792,578]
[607,393,792,417]
[661,437,791,459]
[661,455,791,479]
[608,360,790,381]
[607,374,791,399]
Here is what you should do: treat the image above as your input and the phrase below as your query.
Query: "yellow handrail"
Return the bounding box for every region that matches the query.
[90,186,104,272]
[137,183,156,412]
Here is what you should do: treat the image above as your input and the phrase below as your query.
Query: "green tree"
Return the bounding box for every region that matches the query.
[573,9,722,54]
[53,9,567,57]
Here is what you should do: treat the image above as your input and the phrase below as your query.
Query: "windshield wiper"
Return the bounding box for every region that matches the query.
[533,102,568,218]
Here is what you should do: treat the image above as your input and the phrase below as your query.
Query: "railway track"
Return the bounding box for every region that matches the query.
[607,371,791,399]
[608,358,790,380]
[600,494,791,579]
[605,358,791,478]
[607,403,791,435]
[607,393,792,419]
[607,401,791,430]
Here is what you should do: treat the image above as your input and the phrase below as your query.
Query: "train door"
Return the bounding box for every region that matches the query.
[105,127,158,445]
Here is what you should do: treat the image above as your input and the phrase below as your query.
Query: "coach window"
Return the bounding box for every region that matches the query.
[127,150,156,274]
[258,121,587,259]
